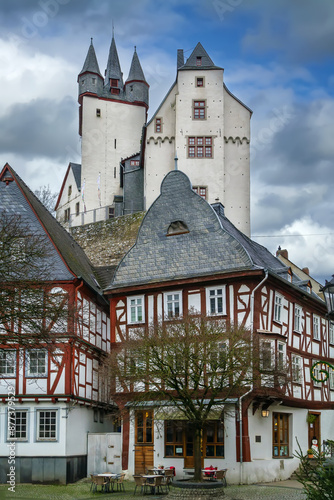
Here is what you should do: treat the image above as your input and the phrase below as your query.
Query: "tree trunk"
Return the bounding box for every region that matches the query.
[193,427,202,481]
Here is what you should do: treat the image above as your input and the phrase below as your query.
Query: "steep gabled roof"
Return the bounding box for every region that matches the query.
[179,42,222,70]
[0,163,105,298]
[54,162,81,210]
[78,39,103,79]
[126,48,147,83]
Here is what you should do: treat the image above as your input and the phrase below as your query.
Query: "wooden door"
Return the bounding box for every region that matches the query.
[134,445,154,475]
[183,424,204,469]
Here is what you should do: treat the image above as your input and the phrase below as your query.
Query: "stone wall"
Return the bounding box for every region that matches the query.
[70,212,144,267]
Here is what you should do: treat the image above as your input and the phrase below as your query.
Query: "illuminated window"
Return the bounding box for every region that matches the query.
[273,413,289,457]
[136,410,153,444]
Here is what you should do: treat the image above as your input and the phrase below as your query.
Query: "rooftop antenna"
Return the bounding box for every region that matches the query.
[112,19,114,38]
[174,152,178,170]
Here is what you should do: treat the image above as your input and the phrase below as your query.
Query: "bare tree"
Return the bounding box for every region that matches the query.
[0,212,74,349]
[34,185,58,215]
[103,315,287,481]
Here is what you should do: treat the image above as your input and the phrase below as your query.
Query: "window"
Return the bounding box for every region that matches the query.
[64,208,70,223]
[164,292,182,319]
[165,420,184,457]
[0,350,16,376]
[108,207,115,219]
[110,79,118,87]
[312,360,322,387]
[206,286,226,316]
[274,294,282,323]
[204,421,224,457]
[68,185,72,197]
[277,342,286,371]
[130,160,140,166]
[92,77,96,85]
[292,355,302,383]
[313,315,320,340]
[294,306,302,333]
[8,410,28,440]
[136,410,153,444]
[192,186,207,199]
[96,108,101,117]
[128,296,144,324]
[329,368,334,390]
[26,350,47,377]
[75,202,80,216]
[208,341,228,372]
[193,101,206,120]
[155,118,162,133]
[188,137,212,158]
[37,410,57,441]
[273,413,289,457]
[261,340,273,370]
[196,77,204,87]
[330,322,334,345]
[196,56,202,66]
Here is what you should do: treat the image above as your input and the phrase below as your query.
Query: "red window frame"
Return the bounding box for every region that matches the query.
[155,118,162,133]
[193,101,206,120]
[196,77,204,87]
[196,57,202,67]
[193,186,207,199]
[188,137,212,158]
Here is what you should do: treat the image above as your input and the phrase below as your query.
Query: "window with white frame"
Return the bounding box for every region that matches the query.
[329,368,334,390]
[206,286,226,316]
[292,355,302,383]
[37,410,57,440]
[26,350,47,377]
[294,305,302,333]
[127,296,144,324]
[329,322,334,345]
[313,315,320,340]
[164,292,182,319]
[277,342,286,371]
[261,340,274,370]
[312,360,322,387]
[8,410,28,440]
[274,294,282,323]
[0,350,16,376]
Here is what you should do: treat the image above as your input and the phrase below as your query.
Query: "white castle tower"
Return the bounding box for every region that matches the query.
[56,40,251,236]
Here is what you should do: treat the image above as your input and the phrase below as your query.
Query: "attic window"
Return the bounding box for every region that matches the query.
[96,108,101,117]
[196,56,202,67]
[167,221,189,236]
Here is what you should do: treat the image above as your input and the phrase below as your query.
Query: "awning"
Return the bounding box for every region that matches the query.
[155,404,224,421]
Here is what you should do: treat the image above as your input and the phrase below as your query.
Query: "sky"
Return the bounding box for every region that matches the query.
[0,0,333,284]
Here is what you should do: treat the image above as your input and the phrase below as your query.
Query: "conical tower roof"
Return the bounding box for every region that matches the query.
[79,39,103,77]
[104,35,123,86]
[126,47,147,83]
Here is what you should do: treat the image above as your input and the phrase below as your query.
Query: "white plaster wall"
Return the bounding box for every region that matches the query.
[66,405,114,456]
[56,168,81,224]
[81,96,146,212]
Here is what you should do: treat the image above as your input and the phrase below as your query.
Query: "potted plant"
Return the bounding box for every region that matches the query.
[307,413,317,425]
[307,449,314,458]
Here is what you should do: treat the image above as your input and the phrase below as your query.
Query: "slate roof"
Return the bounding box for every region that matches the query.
[108,170,253,289]
[0,164,106,299]
[179,42,222,70]
[71,162,82,191]
[126,48,147,83]
[104,35,123,87]
[79,39,103,78]
[107,170,325,302]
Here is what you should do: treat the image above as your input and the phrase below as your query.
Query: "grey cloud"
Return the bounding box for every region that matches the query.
[0,96,77,160]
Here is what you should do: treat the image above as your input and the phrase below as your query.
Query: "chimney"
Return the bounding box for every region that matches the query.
[276,247,288,259]
[177,49,184,69]
[302,267,310,276]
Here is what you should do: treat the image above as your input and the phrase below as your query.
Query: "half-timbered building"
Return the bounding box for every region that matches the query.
[105,169,334,484]
[0,164,116,484]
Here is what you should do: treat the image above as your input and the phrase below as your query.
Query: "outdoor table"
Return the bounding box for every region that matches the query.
[96,473,118,492]
[151,468,165,475]
[202,468,217,480]
[142,474,158,494]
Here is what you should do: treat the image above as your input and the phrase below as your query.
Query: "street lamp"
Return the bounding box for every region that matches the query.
[322,275,334,319]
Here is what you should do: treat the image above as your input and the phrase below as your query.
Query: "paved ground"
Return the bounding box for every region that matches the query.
[223,480,306,500]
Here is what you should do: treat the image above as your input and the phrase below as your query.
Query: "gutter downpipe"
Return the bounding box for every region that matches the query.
[239,269,268,484]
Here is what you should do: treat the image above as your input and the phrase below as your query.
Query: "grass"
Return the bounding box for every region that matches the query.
[0,478,143,500]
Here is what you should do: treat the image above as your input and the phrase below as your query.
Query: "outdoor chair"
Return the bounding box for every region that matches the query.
[164,468,174,480]
[153,475,164,495]
[215,469,227,487]
[90,474,96,491]
[133,475,149,495]
[162,474,171,492]
[92,475,108,493]
[114,473,126,492]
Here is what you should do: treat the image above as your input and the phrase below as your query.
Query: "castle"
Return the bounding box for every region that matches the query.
[55,37,252,236]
